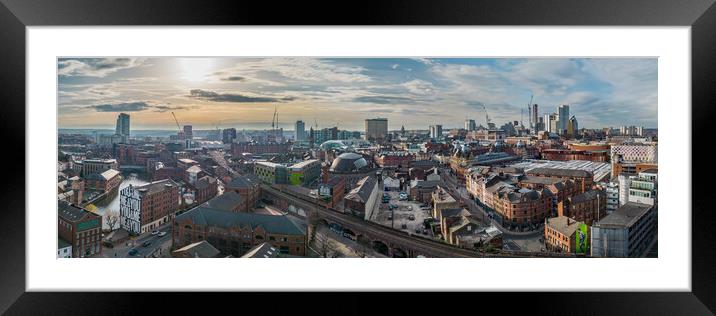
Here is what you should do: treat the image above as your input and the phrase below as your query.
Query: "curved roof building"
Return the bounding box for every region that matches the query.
[329,152,368,173]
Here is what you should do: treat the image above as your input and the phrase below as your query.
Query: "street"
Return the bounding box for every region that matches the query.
[101,223,173,258]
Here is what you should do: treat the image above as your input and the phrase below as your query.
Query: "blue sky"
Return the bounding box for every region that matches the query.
[58,57,657,130]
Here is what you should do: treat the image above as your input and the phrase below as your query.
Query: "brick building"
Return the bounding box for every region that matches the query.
[558,189,607,225]
[525,167,593,193]
[225,174,261,212]
[192,175,218,205]
[172,205,307,257]
[343,176,379,220]
[544,216,586,253]
[119,179,180,235]
[58,201,103,258]
[84,169,122,192]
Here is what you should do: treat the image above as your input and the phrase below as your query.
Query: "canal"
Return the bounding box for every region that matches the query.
[93,172,150,229]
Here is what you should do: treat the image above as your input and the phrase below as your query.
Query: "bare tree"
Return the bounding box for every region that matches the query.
[104,209,120,231]
[315,233,337,258]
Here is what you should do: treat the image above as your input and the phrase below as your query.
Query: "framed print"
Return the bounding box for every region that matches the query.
[1,0,715,314]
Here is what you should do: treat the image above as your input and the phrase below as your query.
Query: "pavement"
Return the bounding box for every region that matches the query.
[101,223,173,258]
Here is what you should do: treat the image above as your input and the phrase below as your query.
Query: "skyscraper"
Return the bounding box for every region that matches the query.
[558,105,570,133]
[365,118,388,141]
[183,125,193,140]
[531,103,539,130]
[222,128,237,144]
[464,119,476,131]
[429,125,443,139]
[115,113,130,141]
[295,120,306,141]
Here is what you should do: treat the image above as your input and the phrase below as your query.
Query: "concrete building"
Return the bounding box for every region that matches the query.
[429,125,443,140]
[464,119,477,131]
[432,186,459,219]
[591,202,656,257]
[222,128,237,144]
[119,179,180,235]
[288,159,321,186]
[173,205,307,257]
[558,105,570,133]
[76,158,119,176]
[295,120,306,141]
[254,161,288,184]
[115,113,130,140]
[58,201,102,258]
[627,169,658,206]
[57,238,72,258]
[604,181,620,213]
[365,118,388,141]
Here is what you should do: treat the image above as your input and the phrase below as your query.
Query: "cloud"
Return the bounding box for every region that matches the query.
[188,89,293,103]
[89,102,151,112]
[221,76,246,81]
[353,96,414,104]
[58,58,145,77]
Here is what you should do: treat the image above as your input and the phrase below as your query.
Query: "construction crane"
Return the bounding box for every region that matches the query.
[171,112,181,133]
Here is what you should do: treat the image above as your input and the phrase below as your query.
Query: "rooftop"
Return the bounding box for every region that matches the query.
[172,240,220,258]
[509,159,610,182]
[546,216,582,237]
[241,242,279,258]
[58,200,99,223]
[227,174,260,188]
[345,176,378,203]
[289,159,319,170]
[594,202,653,228]
[527,167,592,178]
[571,189,605,204]
[131,178,178,195]
[176,205,305,236]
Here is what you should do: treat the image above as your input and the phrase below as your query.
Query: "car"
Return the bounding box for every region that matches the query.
[388,214,393,220]
[401,224,407,229]
[151,230,159,235]
[408,215,415,221]
[141,241,151,247]
[128,249,138,256]
[158,231,167,237]
[407,206,412,211]
[415,228,422,234]
[389,204,398,210]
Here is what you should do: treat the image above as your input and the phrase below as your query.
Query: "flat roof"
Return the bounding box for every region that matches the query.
[509,159,611,182]
[594,202,653,228]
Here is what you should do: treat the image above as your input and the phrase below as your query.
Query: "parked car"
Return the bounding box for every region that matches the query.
[141,241,151,247]
[401,224,407,229]
[151,230,159,235]
[408,215,415,221]
[407,206,412,211]
[388,214,393,220]
[128,249,138,256]
[158,232,167,237]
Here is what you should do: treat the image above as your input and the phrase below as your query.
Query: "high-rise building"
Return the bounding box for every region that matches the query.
[295,120,306,141]
[429,125,443,139]
[567,116,578,137]
[222,128,237,144]
[464,119,476,131]
[183,125,193,140]
[545,113,558,134]
[531,103,539,129]
[365,118,388,141]
[115,113,130,141]
[558,105,570,133]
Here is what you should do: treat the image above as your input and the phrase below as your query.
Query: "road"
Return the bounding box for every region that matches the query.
[102,223,173,258]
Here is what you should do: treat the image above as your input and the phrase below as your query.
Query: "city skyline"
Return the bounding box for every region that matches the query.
[58,57,657,130]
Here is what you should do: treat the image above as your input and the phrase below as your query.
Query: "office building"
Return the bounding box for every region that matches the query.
[531,103,539,129]
[115,113,130,140]
[222,128,237,144]
[254,161,288,184]
[464,119,476,131]
[295,120,306,141]
[365,118,388,141]
[558,105,570,133]
[591,202,656,257]
[429,124,443,139]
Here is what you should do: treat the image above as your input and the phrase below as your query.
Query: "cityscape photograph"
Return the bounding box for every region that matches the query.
[57,57,658,258]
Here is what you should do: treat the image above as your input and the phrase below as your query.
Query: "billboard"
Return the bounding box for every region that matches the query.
[575,223,589,254]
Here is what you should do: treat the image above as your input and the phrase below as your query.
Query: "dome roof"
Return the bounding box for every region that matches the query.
[320,140,348,151]
[330,152,368,172]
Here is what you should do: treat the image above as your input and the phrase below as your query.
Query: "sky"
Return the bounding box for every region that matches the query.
[57,57,657,131]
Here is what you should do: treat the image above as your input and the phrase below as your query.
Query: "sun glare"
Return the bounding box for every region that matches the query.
[177,58,215,82]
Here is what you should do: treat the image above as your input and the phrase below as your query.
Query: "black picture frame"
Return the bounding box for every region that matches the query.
[1,0,713,314]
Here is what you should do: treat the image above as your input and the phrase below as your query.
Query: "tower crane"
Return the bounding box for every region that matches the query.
[480,103,493,129]
[171,112,182,133]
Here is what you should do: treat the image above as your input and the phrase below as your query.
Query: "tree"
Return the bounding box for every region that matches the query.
[104,209,120,231]
[314,233,337,258]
